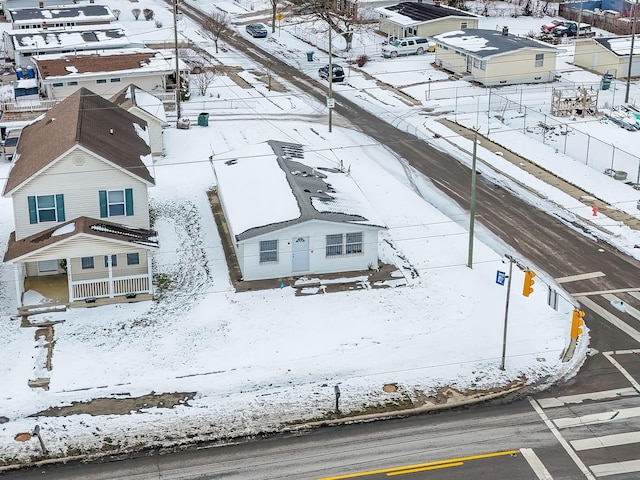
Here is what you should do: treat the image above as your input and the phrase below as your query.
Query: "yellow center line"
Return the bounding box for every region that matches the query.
[386,461,464,476]
[317,449,520,479]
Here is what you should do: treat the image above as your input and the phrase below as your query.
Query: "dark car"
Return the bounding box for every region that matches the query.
[318,64,345,82]
[246,23,267,38]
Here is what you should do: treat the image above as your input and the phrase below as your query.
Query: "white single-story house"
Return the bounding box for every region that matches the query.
[5,4,117,30]
[213,141,387,282]
[573,35,640,78]
[111,84,168,156]
[2,88,158,308]
[432,28,559,86]
[375,1,480,39]
[3,23,140,67]
[33,48,188,99]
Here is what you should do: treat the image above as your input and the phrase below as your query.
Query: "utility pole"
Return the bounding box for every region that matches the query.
[173,0,181,127]
[500,255,514,371]
[625,1,637,104]
[328,19,333,133]
[467,133,478,269]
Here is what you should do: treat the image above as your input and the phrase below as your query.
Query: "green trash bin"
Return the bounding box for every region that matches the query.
[198,112,209,126]
[601,73,613,91]
[306,51,314,62]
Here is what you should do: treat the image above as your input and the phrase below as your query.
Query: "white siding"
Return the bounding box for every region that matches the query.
[129,107,164,156]
[237,220,381,281]
[43,74,165,100]
[12,147,151,240]
[20,236,148,262]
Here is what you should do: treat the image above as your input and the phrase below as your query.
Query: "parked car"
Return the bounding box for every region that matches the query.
[2,129,21,161]
[540,19,564,33]
[552,21,594,38]
[382,37,434,58]
[318,64,345,82]
[246,23,268,38]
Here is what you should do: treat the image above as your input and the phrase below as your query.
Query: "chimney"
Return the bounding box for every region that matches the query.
[434,0,441,6]
[502,26,509,36]
[38,1,43,7]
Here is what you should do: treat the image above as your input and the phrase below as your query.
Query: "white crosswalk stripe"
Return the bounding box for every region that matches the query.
[536,383,640,478]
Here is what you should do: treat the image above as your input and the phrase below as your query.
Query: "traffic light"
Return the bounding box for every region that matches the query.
[522,270,536,297]
[571,309,585,339]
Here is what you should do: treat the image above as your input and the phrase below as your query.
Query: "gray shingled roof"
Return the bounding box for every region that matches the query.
[433,29,558,58]
[383,2,477,21]
[235,140,383,241]
[3,87,153,195]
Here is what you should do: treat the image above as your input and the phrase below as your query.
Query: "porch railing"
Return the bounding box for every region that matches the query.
[71,274,150,301]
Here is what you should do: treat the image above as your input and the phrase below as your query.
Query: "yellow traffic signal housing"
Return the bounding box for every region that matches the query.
[522,270,536,297]
[570,309,585,339]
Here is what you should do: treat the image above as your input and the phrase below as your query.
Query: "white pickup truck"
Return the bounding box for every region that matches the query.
[382,37,434,58]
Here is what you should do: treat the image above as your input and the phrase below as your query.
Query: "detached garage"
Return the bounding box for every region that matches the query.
[213,141,386,282]
[574,35,640,78]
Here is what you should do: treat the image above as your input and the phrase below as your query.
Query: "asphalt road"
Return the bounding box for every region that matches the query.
[8,6,639,479]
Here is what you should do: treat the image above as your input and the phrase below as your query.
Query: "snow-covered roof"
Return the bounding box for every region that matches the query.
[213,141,387,241]
[6,23,134,53]
[33,49,186,81]
[432,29,559,58]
[375,2,479,26]
[110,84,168,125]
[594,35,640,57]
[7,4,116,25]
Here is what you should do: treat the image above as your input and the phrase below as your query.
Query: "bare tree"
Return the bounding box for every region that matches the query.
[269,0,280,33]
[309,0,359,52]
[131,8,141,20]
[191,64,218,96]
[202,10,230,54]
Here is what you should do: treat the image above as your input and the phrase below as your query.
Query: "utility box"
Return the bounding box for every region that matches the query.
[198,112,209,127]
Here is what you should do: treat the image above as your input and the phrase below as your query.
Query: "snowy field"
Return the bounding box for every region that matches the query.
[1,0,639,465]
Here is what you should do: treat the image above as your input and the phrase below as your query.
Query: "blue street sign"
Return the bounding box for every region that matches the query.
[496,270,506,286]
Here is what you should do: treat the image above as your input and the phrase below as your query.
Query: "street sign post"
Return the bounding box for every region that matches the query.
[496,270,506,286]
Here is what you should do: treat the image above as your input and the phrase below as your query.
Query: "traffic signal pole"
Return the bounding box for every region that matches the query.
[500,255,515,371]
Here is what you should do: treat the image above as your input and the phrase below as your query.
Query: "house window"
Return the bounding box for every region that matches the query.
[67,81,78,86]
[104,255,117,267]
[326,233,364,256]
[473,58,480,68]
[110,78,121,83]
[99,189,133,217]
[28,194,65,224]
[480,60,487,71]
[345,232,363,254]
[460,22,468,29]
[81,257,95,269]
[326,234,344,256]
[127,253,140,265]
[535,53,544,68]
[52,82,63,87]
[96,79,107,84]
[259,240,278,263]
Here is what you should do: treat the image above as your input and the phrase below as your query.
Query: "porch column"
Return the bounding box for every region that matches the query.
[66,257,73,302]
[147,252,154,296]
[13,263,22,307]
[108,256,114,298]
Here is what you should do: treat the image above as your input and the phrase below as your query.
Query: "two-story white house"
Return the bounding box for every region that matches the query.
[2,87,159,308]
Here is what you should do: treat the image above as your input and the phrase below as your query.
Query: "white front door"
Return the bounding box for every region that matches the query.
[292,237,309,272]
[38,260,59,275]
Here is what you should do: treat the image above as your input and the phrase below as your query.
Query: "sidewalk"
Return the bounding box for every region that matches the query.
[438,118,640,236]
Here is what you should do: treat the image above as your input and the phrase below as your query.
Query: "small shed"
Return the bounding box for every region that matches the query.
[573,35,640,78]
[213,141,386,282]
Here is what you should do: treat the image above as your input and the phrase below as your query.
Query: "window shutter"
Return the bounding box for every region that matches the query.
[55,194,65,222]
[28,196,37,224]
[125,188,134,216]
[99,190,108,218]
